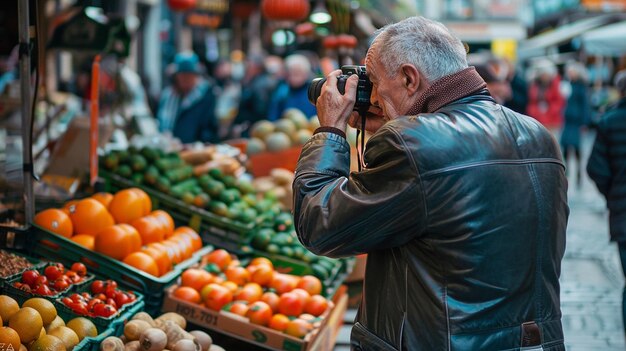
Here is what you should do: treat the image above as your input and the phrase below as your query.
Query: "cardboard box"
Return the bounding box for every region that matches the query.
[45,117,113,178]
[162,285,348,351]
[248,146,302,177]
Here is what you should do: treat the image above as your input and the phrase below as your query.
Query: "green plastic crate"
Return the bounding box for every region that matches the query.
[27,225,212,315]
[56,290,145,336]
[74,327,115,351]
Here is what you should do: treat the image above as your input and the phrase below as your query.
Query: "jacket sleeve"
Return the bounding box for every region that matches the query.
[586,120,611,196]
[292,126,427,258]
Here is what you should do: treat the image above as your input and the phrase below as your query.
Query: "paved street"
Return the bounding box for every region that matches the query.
[336,131,626,350]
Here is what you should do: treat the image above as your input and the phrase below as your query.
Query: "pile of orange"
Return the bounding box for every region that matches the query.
[173,250,330,339]
[34,188,203,277]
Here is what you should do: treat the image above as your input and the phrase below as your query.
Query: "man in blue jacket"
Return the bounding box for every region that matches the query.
[157,52,218,144]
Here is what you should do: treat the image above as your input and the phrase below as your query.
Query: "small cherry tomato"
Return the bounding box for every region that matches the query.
[105,280,118,289]
[114,292,131,307]
[44,265,64,281]
[106,298,117,309]
[34,275,48,287]
[93,303,117,318]
[91,280,105,294]
[21,270,39,286]
[34,284,52,296]
[71,262,87,277]
[53,278,70,291]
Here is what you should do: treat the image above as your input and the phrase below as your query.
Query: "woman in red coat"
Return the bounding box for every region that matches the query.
[527,60,566,129]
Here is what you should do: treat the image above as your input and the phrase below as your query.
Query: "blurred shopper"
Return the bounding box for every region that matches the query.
[504,59,528,114]
[560,61,591,188]
[587,70,626,335]
[293,16,567,350]
[268,54,317,121]
[527,59,566,129]
[469,53,512,104]
[157,52,218,143]
[231,55,281,137]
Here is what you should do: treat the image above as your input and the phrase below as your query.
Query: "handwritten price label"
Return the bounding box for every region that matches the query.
[174,302,218,326]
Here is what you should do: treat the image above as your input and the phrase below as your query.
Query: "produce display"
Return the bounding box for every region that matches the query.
[60,280,138,318]
[11,262,89,297]
[0,294,99,351]
[33,188,204,277]
[0,250,35,279]
[103,311,225,351]
[172,249,331,339]
[251,168,295,210]
[246,109,319,155]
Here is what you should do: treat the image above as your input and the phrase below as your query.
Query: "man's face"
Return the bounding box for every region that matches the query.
[287,66,309,88]
[175,73,198,95]
[365,44,413,120]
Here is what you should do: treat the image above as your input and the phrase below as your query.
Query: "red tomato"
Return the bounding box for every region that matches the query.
[71,262,87,277]
[105,280,118,289]
[53,278,69,291]
[106,298,117,309]
[34,284,52,296]
[93,303,117,318]
[34,275,48,287]
[304,295,329,316]
[278,292,305,317]
[246,301,273,326]
[44,265,64,281]
[61,297,73,306]
[94,293,107,301]
[114,292,131,307]
[203,283,233,311]
[66,271,81,283]
[70,301,89,315]
[70,293,84,303]
[105,286,117,299]
[87,298,103,311]
[81,292,91,299]
[91,280,105,294]
[21,270,39,286]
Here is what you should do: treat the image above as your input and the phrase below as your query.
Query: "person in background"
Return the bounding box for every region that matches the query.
[504,59,528,114]
[268,54,317,121]
[230,55,281,137]
[560,61,591,188]
[157,52,218,144]
[527,59,566,129]
[587,70,626,338]
[294,15,567,350]
[469,53,511,104]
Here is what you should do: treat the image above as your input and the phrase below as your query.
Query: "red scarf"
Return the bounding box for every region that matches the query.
[406,67,487,115]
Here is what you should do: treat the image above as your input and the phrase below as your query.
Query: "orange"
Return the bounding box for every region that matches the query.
[70,235,95,250]
[123,252,159,276]
[250,265,274,287]
[220,281,239,294]
[141,246,172,276]
[225,266,251,286]
[149,242,179,267]
[91,192,113,208]
[62,200,80,213]
[130,216,165,245]
[248,257,274,270]
[170,234,194,260]
[109,189,149,224]
[0,295,20,322]
[268,314,290,332]
[270,273,298,294]
[94,224,142,260]
[285,318,313,339]
[261,292,280,313]
[163,240,184,264]
[0,326,21,351]
[130,188,152,216]
[67,198,114,236]
[9,307,43,343]
[150,210,174,238]
[173,227,202,252]
[246,301,273,326]
[203,249,232,271]
[180,269,214,292]
[226,301,249,316]
[172,286,201,304]
[34,209,73,238]
[278,292,305,317]
[296,275,322,296]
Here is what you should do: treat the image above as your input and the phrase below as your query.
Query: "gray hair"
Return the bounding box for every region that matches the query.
[565,61,588,83]
[285,54,311,73]
[373,16,468,82]
[615,69,626,95]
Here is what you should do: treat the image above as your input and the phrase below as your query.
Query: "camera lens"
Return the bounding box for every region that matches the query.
[308,77,326,105]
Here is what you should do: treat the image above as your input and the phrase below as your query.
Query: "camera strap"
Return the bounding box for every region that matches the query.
[356,112,366,171]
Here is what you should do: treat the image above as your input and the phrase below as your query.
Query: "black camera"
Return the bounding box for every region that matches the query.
[308,65,372,112]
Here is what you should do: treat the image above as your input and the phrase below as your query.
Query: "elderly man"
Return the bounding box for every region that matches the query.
[587,70,626,338]
[268,54,317,121]
[294,16,568,350]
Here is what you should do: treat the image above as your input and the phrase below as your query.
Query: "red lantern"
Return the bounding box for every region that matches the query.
[261,0,310,22]
[322,35,339,49]
[168,0,197,12]
[337,34,358,48]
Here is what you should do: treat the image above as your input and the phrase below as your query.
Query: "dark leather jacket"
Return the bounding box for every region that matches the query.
[293,93,568,350]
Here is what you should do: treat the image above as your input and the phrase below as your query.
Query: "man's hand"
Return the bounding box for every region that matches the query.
[348,106,386,134]
[316,70,359,133]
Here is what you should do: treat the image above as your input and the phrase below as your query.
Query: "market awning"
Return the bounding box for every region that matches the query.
[519,14,617,53]
[581,20,626,56]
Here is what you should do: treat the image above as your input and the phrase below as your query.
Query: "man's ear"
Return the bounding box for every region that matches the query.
[401,64,420,95]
